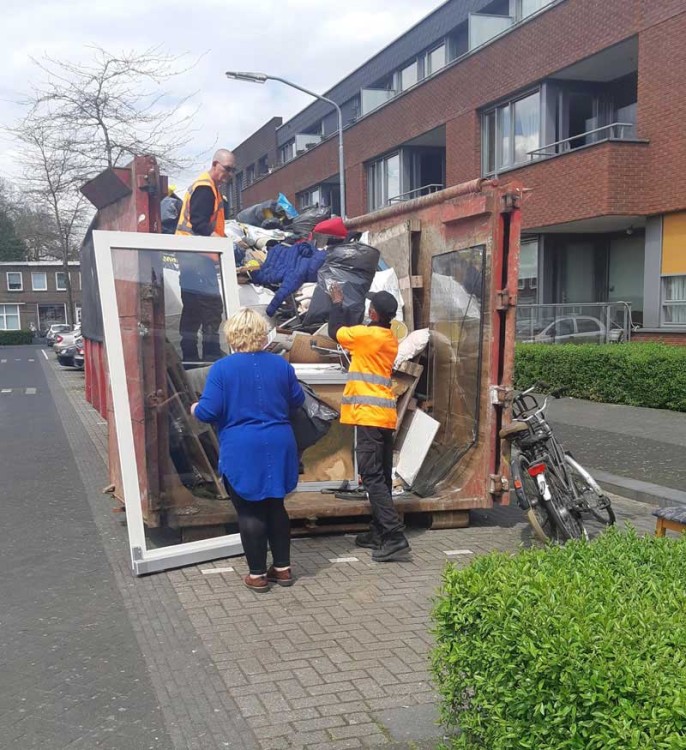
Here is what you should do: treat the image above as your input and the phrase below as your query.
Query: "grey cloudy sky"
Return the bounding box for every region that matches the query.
[1,0,445,189]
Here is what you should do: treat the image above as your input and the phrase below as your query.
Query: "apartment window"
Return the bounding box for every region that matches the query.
[518,0,553,20]
[427,44,446,75]
[32,272,47,291]
[257,155,269,176]
[298,186,321,210]
[482,91,540,175]
[399,61,418,91]
[246,164,255,186]
[0,304,20,330]
[6,271,23,291]
[661,212,686,325]
[367,152,401,211]
[279,141,296,165]
[518,238,539,304]
[56,271,68,291]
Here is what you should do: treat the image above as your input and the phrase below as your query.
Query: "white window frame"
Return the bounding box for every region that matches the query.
[427,43,447,76]
[55,271,68,291]
[32,272,48,291]
[93,230,243,576]
[366,151,403,211]
[660,274,686,327]
[0,303,21,330]
[6,271,23,291]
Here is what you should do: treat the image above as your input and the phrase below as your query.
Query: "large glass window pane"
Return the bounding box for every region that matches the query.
[497,104,512,169]
[469,13,513,50]
[483,111,496,174]
[518,238,538,305]
[662,276,686,325]
[428,45,446,75]
[0,304,20,330]
[32,272,47,291]
[520,0,553,20]
[400,62,418,91]
[385,154,401,203]
[7,272,22,291]
[514,92,540,164]
[361,88,396,115]
[56,271,68,290]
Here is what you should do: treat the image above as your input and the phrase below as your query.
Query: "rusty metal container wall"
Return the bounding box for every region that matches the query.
[348,179,522,507]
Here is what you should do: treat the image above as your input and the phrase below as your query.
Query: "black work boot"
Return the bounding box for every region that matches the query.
[372,532,411,562]
[355,526,382,549]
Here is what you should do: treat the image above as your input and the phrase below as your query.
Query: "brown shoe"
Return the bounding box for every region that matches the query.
[266,566,294,587]
[243,574,270,592]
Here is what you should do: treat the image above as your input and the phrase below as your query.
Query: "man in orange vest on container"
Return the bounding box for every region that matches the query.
[328,283,411,562]
[175,149,236,361]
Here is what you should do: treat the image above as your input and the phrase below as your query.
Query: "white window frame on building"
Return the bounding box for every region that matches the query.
[297,186,321,210]
[55,271,68,291]
[398,60,420,92]
[482,89,541,176]
[6,271,23,291]
[0,303,21,330]
[31,271,48,291]
[427,43,447,76]
[257,155,269,176]
[245,164,255,186]
[279,141,296,165]
[660,213,686,327]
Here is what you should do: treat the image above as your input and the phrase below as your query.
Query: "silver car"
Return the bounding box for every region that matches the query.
[46,323,72,347]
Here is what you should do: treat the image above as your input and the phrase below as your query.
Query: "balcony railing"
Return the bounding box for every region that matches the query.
[387,183,444,205]
[516,302,634,344]
[528,122,636,159]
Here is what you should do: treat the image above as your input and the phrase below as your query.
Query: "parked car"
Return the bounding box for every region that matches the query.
[522,315,624,345]
[57,343,77,368]
[46,324,72,347]
[53,325,82,356]
[73,338,85,370]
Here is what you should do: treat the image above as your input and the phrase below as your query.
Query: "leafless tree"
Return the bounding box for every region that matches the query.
[27,45,198,174]
[0,178,61,261]
[10,118,89,324]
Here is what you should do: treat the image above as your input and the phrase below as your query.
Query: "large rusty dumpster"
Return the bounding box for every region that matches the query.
[86,165,521,574]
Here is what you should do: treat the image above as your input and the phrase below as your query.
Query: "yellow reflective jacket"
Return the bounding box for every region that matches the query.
[336,324,398,429]
[175,172,225,237]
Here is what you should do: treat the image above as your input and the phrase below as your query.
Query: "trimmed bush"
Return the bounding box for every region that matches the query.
[0,330,34,345]
[515,342,686,411]
[431,527,686,749]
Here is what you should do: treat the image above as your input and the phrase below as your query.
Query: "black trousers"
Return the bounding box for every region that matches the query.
[225,481,291,575]
[356,426,404,538]
[179,291,223,361]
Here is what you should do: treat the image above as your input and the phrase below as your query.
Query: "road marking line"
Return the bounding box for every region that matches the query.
[329,556,359,563]
[41,350,49,360]
[1,389,11,393]
[201,567,234,575]
[25,388,37,395]
[28,358,35,362]
[15,358,21,361]
[444,550,473,556]
[0,359,6,363]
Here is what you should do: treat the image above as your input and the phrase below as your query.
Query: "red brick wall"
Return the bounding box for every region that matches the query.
[632,331,686,345]
[241,0,686,223]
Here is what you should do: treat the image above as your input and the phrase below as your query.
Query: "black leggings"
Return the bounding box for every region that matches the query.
[225,481,291,575]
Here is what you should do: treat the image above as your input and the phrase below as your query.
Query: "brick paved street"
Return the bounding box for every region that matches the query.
[0,345,662,749]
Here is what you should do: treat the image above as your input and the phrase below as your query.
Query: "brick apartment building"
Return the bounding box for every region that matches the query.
[228,0,686,341]
[0,262,82,333]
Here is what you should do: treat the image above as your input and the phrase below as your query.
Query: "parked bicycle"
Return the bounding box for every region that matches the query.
[500,385,615,543]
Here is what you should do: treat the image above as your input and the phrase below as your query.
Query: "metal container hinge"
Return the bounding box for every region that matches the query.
[489,474,509,494]
[502,192,520,212]
[490,385,513,405]
[496,289,516,310]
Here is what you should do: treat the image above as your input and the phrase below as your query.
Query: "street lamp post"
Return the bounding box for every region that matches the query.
[225,71,347,220]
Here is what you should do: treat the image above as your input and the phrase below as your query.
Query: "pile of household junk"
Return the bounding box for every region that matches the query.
[225,195,434,499]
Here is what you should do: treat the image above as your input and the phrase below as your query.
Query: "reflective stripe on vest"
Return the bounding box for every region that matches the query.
[341,395,397,409]
[175,172,225,237]
[345,372,393,388]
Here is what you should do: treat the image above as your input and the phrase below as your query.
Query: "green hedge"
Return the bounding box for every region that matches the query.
[515,342,686,411]
[431,527,686,749]
[0,330,34,345]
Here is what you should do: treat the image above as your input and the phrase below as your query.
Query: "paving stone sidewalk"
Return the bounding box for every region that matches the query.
[43,353,660,749]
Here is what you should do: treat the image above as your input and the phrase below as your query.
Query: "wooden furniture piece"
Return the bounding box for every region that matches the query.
[654,506,686,537]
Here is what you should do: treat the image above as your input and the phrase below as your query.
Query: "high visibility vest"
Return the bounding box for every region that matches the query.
[336,324,398,430]
[175,172,225,237]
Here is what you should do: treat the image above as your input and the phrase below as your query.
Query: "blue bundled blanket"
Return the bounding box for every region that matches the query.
[251,241,327,317]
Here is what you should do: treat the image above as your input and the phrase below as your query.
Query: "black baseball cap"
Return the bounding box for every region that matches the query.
[366,290,398,319]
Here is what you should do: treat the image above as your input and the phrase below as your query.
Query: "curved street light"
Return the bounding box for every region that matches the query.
[225,71,347,220]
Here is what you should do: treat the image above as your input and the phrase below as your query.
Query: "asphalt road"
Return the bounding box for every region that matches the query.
[0,345,170,749]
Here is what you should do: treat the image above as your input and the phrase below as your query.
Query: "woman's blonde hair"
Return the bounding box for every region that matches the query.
[223,307,268,353]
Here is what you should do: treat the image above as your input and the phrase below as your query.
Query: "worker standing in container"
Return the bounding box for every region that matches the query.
[175,149,236,362]
[328,284,411,562]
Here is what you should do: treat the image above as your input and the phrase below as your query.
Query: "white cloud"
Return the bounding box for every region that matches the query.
[0,0,444,188]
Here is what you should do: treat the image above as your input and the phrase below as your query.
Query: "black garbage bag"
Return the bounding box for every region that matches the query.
[302,241,380,327]
[287,206,331,238]
[290,382,339,453]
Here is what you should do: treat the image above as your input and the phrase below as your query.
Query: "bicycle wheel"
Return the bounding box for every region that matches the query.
[564,455,616,526]
[511,452,557,543]
[546,471,588,541]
